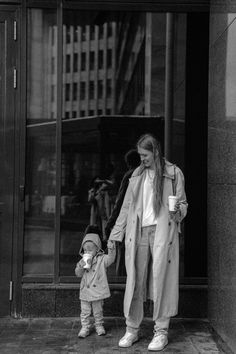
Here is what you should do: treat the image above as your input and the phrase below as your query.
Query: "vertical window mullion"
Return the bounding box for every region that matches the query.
[54,2,63,283]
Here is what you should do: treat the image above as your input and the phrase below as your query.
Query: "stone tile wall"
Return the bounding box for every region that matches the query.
[208,2,236,352]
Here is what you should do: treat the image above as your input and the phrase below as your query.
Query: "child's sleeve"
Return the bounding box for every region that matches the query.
[75,260,84,277]
[104,240,116,268]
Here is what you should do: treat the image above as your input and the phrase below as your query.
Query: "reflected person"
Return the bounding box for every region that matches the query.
[109,134,188,351]
[105,149,140,275]
[105,149,140,239]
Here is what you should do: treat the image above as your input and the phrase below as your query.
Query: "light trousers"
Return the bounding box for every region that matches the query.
[80,299,104,329]
[126,225,170,334]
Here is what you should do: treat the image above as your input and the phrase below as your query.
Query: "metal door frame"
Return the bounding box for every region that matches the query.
[0,6,21,317]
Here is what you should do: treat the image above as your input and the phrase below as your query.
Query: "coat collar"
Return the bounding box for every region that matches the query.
[128,160,175,210]
[130,159,175,182]
[163,160,176,180]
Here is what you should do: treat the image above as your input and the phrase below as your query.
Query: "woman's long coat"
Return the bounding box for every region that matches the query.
[109,160,188,320]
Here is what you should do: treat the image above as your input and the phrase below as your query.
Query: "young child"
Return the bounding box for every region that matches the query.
[75,225,116,338]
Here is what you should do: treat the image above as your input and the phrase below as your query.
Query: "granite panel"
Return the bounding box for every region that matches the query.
[208,183,236,353]
[22,287,207,318]
[55,289,80,317]
[208,127,236,184]
[208,22,228,126]
[22,289,55,317]
[208,13,236,183]
[209,13,234,45]
[208,184,236,283]
[208,13,236,349]
[209,13,236,129]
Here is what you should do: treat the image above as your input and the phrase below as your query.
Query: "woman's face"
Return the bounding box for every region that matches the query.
[137,146,155,169]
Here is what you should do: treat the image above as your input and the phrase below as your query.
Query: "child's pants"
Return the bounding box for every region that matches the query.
[80,299,104,329]
[126,225,170,334]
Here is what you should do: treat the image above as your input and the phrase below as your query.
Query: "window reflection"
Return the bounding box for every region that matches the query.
[59,10,165,276]
[24,9,57,275]
[24,125,56,275]
[59,11,186,278]
[27,9,57,123]
[23,9,186,279]
[59,115,164,276]
[61,11,147,119]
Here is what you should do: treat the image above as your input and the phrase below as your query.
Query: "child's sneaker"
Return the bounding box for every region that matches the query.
[78,327,90,338]
[96,325,106,336]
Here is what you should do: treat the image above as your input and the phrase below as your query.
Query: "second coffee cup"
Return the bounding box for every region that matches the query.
[168,196,178,211]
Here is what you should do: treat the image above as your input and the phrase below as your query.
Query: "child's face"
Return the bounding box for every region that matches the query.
[83,241,98,256]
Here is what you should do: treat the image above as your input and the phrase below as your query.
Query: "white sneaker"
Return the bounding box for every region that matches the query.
[96,325,106,336]
[78,327,90,338]
[118,331,139,347]
[148,332,168,351]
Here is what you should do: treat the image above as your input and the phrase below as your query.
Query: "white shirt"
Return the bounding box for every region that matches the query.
[142,169,157,227]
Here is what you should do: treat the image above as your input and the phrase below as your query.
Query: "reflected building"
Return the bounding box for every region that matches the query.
[28,12,149,121]
[61,19,117,119]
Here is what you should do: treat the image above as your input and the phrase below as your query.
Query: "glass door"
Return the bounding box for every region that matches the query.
[0,10,17,316]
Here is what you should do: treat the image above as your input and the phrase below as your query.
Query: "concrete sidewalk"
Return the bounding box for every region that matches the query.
[0,317,230,354]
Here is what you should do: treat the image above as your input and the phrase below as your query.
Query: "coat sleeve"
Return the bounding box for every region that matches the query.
[109,181,132,242]
[175,167,188,223]
[75,260,85,277]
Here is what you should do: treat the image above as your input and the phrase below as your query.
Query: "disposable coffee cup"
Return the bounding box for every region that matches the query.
[168,196,178,211]
[83,253,93,269]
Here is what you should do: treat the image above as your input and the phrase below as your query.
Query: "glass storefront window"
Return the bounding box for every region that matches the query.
[23,9,57,276]
[27,9,58,123]
[59,10,173,278]
[23,8,186,280]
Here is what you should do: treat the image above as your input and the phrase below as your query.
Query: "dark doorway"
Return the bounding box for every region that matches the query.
[184,12,209,277]
[0,11,17,316]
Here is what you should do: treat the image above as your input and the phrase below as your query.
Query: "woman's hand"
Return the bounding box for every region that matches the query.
[169,201,181,222]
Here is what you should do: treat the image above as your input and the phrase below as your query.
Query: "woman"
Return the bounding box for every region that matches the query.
[109,134,188,351]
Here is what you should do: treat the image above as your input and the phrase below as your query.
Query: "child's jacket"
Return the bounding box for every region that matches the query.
[75,234,116,302]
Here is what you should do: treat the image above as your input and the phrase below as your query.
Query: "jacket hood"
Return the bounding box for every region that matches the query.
[79,233,103,256]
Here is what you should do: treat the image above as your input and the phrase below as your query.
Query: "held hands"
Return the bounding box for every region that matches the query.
[107,240,115,249]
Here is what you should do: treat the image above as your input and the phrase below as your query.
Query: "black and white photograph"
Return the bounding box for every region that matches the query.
[0,0,235,353]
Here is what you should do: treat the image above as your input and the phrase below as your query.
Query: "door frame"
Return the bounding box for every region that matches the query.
[0,5,22,317]
[0,7,17,317]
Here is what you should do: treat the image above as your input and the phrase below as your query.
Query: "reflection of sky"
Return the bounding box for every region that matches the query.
[226,14,236,120]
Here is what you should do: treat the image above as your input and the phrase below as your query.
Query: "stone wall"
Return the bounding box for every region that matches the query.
[208,2,236,352]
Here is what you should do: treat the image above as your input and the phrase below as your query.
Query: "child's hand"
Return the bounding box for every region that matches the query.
[80,259,86,267]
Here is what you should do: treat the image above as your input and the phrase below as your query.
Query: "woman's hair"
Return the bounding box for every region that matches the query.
[137,133,164,216]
